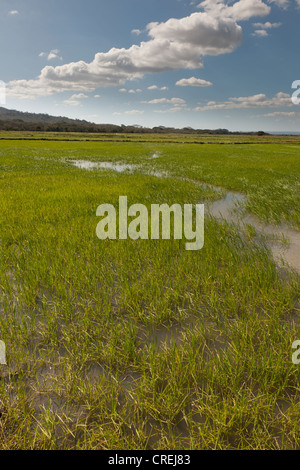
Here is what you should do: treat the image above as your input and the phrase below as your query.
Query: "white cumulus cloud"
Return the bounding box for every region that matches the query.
[197,0,270,20]
[143,97,186,105]
[266,0,290,8]
[147,85,168,91]
[252,20,281,36]
[63,93,88,106]
[39,49,63,61]
[253,21,281,28]
[252,29,269,36]
[70,93,88,99]
[7,2,271,99]
[176,77,212,87]
[195,92,292,110]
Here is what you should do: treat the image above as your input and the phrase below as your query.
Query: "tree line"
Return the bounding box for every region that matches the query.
[0,119,268,135]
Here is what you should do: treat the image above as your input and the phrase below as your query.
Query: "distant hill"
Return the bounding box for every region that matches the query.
[0,107,92,125]
[0,106,270,135]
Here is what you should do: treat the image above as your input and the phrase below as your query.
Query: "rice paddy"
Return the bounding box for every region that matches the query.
[0,134,299,450]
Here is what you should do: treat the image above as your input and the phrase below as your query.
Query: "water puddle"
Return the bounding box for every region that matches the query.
[208,191,245,221]
[70,159,166,178]
[243,216,300,275]
[71,160,136,172]
[207,190,300,274]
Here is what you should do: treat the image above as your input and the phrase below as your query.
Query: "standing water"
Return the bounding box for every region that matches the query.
[70,159,299,273]
[207,190,300,274]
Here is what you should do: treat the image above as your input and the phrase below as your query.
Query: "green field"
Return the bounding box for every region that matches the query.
[0,134,299,449]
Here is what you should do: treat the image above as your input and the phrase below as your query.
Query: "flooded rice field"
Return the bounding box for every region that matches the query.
[70,158,300,274]
[1,139,298,450]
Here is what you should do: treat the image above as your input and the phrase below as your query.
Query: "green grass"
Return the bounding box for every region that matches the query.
[1,130,300,144]
[0,135,299,449]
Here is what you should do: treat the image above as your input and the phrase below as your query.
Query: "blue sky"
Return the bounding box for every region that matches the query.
[1,0,300,131]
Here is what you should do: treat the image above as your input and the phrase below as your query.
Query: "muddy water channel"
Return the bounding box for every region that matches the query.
[208,189,300,274]
[70,159,300,274]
